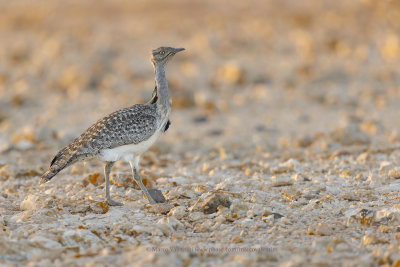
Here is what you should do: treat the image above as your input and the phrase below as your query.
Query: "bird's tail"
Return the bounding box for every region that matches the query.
[39,168,62,184]
[39,147,75,184]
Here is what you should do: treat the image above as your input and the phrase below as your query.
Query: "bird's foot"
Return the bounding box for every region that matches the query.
[107,199,123,206]
[147,189,166,204]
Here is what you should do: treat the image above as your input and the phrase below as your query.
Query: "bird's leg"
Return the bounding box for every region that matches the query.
[129,159,156,204]
[104,161,122,206]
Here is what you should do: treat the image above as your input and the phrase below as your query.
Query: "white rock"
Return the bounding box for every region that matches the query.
[30,235,62,250]
[380,161,393,173]
[215,214,226,224]
[168,206,187,219]
[155,217,183,236]
[314,222,333,236]
[387,167,400,179]
[15,140,34,150]
[285,158,300,169]
[112,221,134,235]
[374,208,400,224]
[271,176,294,187]
[246,209,255,218]
[188,212,205,222]
[20,195,41,210]
[61,229,101,248]
[166,217,184,230]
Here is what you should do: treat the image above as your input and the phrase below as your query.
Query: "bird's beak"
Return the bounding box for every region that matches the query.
[173,48,185,53]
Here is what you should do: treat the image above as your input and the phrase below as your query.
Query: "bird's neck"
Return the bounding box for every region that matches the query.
[154,64,170,111]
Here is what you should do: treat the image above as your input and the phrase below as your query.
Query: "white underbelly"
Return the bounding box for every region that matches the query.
[99,131,161,162]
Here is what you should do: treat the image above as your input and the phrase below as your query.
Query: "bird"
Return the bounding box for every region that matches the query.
[39,46,185,206]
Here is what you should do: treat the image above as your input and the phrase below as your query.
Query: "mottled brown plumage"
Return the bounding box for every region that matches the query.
[40,46,185,206]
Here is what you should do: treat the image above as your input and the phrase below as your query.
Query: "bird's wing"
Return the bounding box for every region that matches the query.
[69,104,158,155]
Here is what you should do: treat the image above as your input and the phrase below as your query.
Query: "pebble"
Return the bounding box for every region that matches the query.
[194,220,213,233]
[201,193,231,214]
[156,217,183,236]
[29,235,62,250]
[168,206,187,219]
[309,222,333,236]
[61,229,101,248]
[89,201,109,214]
[20,195,42,211]
[271,176,294,187]
[380,161,393,173]
[387,168,400,179]
[148,203,174,215]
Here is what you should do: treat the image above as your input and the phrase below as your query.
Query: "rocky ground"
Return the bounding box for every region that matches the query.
[1,0,400,266]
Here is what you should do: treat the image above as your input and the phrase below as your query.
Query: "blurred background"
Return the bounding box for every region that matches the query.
[0,0,400,161]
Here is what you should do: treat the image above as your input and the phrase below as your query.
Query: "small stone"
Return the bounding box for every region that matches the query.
[387,168,400,179]
[374,208,400,225]
[0,165,17,180]
[270,166,290,174]
[188,212,205,222]
[201,193,231,214]
[342,192,360,201]
[20,195,41,210]
[362,234,378,245]
[61,229,101,248]
[312,222,333,236]
[272,213,284,219]
[194,220,213,233]
[148,203,174,215]
[155,217,183,236]
[215,214,226,224]
[89,201,109,214]
[356,152,369,162]
[285,159,300,169]
[168,206,187,219]
[348,208,375,225]
[231,236,243,243]
[30,235,62,250]
[271,176,294,187]
[380,161,393,173]
[11,126,35,146]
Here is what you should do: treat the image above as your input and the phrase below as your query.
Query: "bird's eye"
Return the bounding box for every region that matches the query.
[160,51,165,55]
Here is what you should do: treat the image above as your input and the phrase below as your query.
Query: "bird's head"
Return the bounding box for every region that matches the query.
[151,47,185,66]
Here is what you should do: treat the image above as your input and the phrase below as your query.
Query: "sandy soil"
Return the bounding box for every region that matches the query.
[1,0,400,266]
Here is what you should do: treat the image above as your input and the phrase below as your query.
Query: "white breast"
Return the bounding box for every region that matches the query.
[99,131,161,162]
